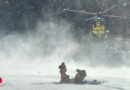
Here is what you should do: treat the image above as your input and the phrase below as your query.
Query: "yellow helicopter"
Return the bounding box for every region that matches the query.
[90,17,107,38]
[89,16,111,38]
[64,3,130,38]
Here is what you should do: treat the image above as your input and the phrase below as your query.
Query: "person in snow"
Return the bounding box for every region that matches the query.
[58,62,67,83]
[74,69,87,83]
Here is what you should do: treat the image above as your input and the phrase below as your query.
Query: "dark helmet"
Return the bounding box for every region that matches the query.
[62,62,65,65]
[76,69,81,72]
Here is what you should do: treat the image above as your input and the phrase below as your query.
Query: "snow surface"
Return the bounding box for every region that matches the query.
[1,74,130,90]
[0,62,130,90]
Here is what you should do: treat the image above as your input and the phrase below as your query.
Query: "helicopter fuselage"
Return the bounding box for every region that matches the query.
[91,17,106,38]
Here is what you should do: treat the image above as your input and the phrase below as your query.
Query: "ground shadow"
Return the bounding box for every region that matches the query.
[32,80,105,85]
[85,80,104,85]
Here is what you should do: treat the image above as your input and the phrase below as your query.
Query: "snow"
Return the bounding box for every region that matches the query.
[1,74,130,90]
[0,62,130,90]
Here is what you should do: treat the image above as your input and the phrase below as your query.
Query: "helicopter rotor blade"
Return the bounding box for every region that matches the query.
[103,5,117,14]
[64,9,97,15]
[103,14,130,19]
[85,16,97,22]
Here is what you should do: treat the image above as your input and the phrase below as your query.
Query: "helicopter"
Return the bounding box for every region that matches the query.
[63,2,130,38]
